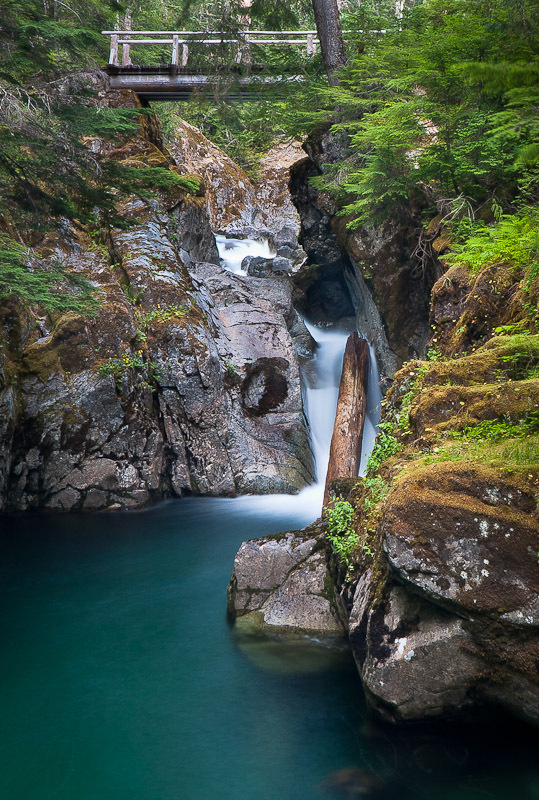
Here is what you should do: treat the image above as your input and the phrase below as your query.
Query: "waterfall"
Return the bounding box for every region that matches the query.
[215,234,275,275]
[359,343,382,476]
[302,319,349,485]
[215,233,381,518]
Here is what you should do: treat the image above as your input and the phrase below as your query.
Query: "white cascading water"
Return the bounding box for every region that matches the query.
[359,343,382,476]
[215,234,275,275]
[215,234,381,519]
[302,319,350,485]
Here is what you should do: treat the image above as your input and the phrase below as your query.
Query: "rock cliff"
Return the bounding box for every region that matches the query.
[289,128,433,379]
[0,85,314,512]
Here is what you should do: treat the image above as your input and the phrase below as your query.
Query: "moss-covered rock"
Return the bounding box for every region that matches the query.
[343,247,539,725]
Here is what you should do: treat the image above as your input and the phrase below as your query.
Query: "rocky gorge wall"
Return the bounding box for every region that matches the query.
[0,86,317,512]
[289,128,434,380]
[4,80,538,731]
[228,129,539,728]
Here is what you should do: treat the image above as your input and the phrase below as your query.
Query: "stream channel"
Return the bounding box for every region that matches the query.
[1,238,538,799]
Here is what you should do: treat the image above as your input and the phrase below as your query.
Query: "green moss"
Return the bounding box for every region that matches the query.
[407,434,539,472]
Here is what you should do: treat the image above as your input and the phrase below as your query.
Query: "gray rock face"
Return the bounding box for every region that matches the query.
[0,100,314,512]
[346,462,539,727]
[383,502,539,626]
[189,262,315,495]
[349,580,481,723]
[228,532,345,636]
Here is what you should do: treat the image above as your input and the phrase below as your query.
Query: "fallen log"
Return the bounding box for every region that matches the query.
[323,332,369,506]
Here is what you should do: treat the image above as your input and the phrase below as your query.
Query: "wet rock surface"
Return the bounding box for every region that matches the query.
[349,582,481,722]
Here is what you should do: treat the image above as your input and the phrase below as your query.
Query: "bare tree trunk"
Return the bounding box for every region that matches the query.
[323,333,369,507]
[311,0,347,86]
[237,0,252,68]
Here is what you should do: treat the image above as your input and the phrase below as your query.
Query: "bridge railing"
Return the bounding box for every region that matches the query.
[102,30,321,68]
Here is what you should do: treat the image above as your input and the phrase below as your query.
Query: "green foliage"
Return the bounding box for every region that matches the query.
[224,359,236,377]
[446,208,539,288]
[282,0,539,228]
[362,475,390,514]
[426,346,442,362]
[135,304,190,332]
[323,497,358,566]
[99,351,144,388]
[500,436,539,467]
[116,166,201,196]
[0,0,113,81]
[98,349,163,392]
[157,97,296,173]
[366,421,402,474]
[0,237,99,316]
[449,413,539,442]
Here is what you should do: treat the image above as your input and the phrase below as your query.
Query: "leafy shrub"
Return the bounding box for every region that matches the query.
[450,413,539,441]
[97,350,163,392]
[98,351,144,390]
[446,208,539,288]
[134,305,190,332]
[362,475,391,513]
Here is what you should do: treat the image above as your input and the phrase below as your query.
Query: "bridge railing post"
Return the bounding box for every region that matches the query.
[171,34,179,66]
[121,36,132,66]
[181,43,189,68]
[306,33,316,56]
[236,32,251,66]
[109,34,119,66]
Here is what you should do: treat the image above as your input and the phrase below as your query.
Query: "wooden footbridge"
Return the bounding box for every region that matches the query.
[102,30,320,101]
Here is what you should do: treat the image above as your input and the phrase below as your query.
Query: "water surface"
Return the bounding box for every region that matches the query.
[1,502,539,800]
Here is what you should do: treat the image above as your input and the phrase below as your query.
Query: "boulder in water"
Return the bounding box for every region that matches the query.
[227,530,345,636]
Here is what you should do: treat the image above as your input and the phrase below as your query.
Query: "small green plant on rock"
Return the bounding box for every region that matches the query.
[362,475,391,512]
[366,421,402,474]
[135,305,190,332]
[224,359,237,378]
[324,497,359,566]
[449,413,539,442]
[98,351,144,390]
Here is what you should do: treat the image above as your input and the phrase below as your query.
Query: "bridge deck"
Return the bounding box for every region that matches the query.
[105,65,296,101]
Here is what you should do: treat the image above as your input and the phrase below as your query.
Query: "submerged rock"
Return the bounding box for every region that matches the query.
[243,255,293,276]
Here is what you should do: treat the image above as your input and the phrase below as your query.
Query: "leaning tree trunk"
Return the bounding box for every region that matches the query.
[311,0,347,86]
[323,332,369,506]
